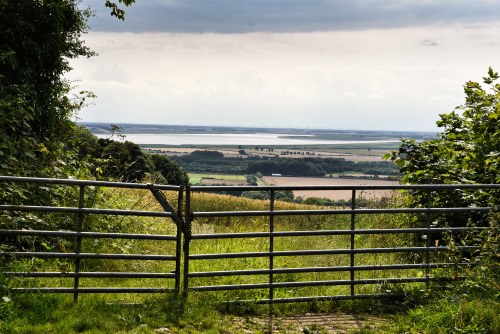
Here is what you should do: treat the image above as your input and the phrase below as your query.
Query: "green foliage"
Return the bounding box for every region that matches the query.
[0,11,117,261]
[1,185,497,332]
[151,154,189,185]
[0,4,98,257]
[246,174,258,185]
[240,189,295,202]
[69,125,100,161]
[247,159,326,176]
[0,0,95,176]
[302,197,331,206]
[105,0,135,20]
[385,68,500,228]
[301,196,372,207]
[68,126,189,185]
[386,67,500,189]
[171,152,398,177]
[98,139,156,182]
[383,69,500,333]
[0,1,188,257]
[189,150,225,160]
[393,264,500,333]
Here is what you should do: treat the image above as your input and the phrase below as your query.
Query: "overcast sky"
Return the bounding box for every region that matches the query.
[68,0,500,131]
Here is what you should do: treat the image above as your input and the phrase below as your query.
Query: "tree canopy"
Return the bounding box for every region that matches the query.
[105,0,135,20]
[386,67,500,187]
[0,0,94,177]
[0,0,189,186]
[385,68,500,219]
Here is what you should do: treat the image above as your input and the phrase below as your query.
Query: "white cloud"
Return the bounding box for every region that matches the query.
[366,94,385,100]
[68,23,500,131]
[89,63,130,83]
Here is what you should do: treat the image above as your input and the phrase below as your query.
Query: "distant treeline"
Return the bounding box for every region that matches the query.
[169,150,398,177]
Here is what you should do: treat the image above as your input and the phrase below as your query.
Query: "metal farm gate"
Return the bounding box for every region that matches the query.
[0,176,184,302]
[1,176,498,303]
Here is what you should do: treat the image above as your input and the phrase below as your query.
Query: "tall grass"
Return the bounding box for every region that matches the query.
[1,186,498,333]
[183,191,429,303]
[1,188,426,298]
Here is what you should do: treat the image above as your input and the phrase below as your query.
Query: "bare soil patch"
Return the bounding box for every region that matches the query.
[216,313,389,333]
[155,313,389,333]
[262,176,397,200]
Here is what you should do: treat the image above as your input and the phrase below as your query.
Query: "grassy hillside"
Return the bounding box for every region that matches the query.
[1,187,498,333]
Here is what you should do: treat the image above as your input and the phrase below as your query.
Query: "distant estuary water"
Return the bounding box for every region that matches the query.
[96,133,399,146]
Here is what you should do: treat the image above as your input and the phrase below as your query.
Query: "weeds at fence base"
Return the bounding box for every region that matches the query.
[0,290,398,332]
[1,285,498,333]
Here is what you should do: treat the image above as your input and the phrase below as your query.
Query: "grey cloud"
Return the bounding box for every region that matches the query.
[84,0,500,33]
[420,40,438,46]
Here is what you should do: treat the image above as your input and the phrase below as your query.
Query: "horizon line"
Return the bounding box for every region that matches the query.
[78,121,438,134]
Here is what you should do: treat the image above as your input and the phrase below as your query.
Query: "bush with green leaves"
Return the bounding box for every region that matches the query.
[384,69,500,322]
[150,154,189,185]
[0,0,98,254]
[0,0,95,178]
[0,1,188,258]
[385,68,500,227]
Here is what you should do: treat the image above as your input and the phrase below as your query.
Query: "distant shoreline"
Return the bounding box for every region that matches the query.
[80,122,436,139]
[94,132,402,146]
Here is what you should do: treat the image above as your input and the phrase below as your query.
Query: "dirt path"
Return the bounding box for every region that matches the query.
[228,313,390,333]
[155,313,390,333]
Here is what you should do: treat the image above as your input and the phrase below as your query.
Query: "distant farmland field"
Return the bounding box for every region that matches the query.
[262,176,397,200]
[189,173,246,185]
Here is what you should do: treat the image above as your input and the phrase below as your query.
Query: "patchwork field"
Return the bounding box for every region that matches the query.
[199,179,246,186]
[189,173,398,200]
[262,176,397,200]
[143,146,389,161]
[189,173,247,185]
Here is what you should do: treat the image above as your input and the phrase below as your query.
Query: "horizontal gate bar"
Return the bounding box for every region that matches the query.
[192,207,497,218]
[2,176,496,303]
[190,227,488,239]
[0,205,175,218]
[188,262,470,277]
[10,287,176,293]
[190,184,500,191]
[3,252,177,261]
[0,229,177,241]
[2,176,497,192]
[0,176,181,191]
[3,272,176,278]
[189,246,477,260]
[189,276,457,291]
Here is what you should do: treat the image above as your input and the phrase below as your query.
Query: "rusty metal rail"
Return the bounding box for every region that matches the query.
[1,176,499,303]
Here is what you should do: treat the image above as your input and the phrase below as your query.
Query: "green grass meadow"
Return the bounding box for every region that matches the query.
[189,173,247,185]
[1,187,498,333]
